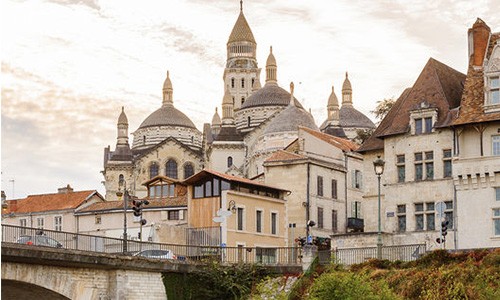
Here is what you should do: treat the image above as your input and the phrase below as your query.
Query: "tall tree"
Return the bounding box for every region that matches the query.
[371,98,395,123]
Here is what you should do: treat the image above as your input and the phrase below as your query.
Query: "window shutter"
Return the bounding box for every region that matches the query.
[359,172,363,189]
[351,170,356,188]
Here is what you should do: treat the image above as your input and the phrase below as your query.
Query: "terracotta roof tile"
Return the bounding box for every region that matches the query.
[452,33,500,126]
[376,58,465,138]
[265,150,307,163]
[77,197,187,213]
[4,190,102,214]
[300,126,359,152]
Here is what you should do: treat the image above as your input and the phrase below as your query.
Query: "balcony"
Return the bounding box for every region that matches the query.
[347,218,364,232]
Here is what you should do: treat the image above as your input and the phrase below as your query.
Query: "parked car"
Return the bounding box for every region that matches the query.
[133,249,176,260]
[17,235,63,248]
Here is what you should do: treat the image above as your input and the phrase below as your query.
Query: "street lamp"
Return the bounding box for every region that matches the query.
[373,155,385,259]
[116,178,128,253]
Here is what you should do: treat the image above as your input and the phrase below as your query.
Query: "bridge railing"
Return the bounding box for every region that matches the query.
[334,243,427,265]
[2,225,301,265]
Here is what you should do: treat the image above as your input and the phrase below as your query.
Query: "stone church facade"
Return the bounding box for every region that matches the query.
[102,3,373,204]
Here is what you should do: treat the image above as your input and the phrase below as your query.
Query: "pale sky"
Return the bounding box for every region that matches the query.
[1,0,499,199]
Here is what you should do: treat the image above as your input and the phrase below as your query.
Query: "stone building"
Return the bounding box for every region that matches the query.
[353,58,466,249]
[450,18,500,249]
[101,2,373,204]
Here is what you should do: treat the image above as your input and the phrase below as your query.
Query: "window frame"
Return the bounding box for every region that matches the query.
[493,135,500,156]
[54,216,62,231]
[271,212,277,235]
[317,176,323,196]
[256,210,262,233]
[332,209,338,232]
[443,149,452,178]
[396,154,405,183]
[331,179,337,199]
[397,204,406,232]
[237,207,244,231]
[317,207,324,229]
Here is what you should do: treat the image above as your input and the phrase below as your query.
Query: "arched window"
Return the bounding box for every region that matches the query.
[166,159,178,179]
[227,156,233,168]
[252,78,255,87]
[149,162,159,179]
[241,78,245,88]
[191,136,194,143]
[118,174,124,185]
[247,116,251,127]
[232,97,235,105]
[231,78,235,88]
[143,136,146,145]
[184,163,194,179]
[241,97,245,105]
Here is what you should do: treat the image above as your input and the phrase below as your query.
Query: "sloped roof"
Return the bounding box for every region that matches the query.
[265,150,307,163]
[138,105,197,129]
[4,190,103,214]
[301,126,359,152]
[183,169,289,193]
[214,126,244,141]
[357,88,412,153]
[339,106,375,129]
[227,11,256,44]
[376,58,465,138]
[263,104,318,134]
[452,33,500,126]
[141,175,182,187]
[77,197,187,213]
[241,84,304,109]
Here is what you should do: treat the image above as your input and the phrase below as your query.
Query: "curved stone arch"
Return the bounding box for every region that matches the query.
[182,161,195,179]
[165,158,179,179]
[148,161,160,179]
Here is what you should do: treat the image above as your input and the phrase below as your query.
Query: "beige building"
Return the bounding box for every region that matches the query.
[354,57,466,250]
[450,19,500,249]
[263,126,362,245]
[2,185,105,234]
[183,169,288,249]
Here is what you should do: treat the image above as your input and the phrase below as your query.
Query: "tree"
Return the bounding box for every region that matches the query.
[371,98,395,123]
[354,128,375,145]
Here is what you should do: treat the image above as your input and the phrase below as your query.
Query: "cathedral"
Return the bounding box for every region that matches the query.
[102,2,374,201]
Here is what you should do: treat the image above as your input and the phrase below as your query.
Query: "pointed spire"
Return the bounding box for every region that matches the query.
[117,107,129,147]
[212,107,221,126]
[327,84,340,122]
[222,85,234,124]
[240,0,243,12]
[342,72,353,106]
[266,46,277,85]
[118,106,128,125]
[289,82,295,107]
[162,70,173,106]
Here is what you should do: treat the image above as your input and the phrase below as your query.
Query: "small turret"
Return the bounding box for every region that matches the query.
[265,46,277,85]
[162,71,173,106]
[327,85,340,124]
[342,72,353,106]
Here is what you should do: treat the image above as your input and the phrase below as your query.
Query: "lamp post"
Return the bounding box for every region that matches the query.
[116,178,128,253]
[373,155,385,260]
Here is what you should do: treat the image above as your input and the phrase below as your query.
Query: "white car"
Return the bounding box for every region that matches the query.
[133,249,176,260]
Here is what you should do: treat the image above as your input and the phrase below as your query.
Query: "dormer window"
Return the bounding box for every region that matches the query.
[484,43,500,113]
[410,104,437,135]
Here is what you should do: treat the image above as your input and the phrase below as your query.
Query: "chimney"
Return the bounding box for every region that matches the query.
[468,18,491,67]
[58,184,74,194]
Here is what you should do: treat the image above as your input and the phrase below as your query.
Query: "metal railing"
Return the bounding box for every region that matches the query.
[2,225,300,265]
[334,243,426,265]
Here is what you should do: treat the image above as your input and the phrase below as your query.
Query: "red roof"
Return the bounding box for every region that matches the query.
[300,126,359,152]
[4,190,103,214]
[265,150,307,163]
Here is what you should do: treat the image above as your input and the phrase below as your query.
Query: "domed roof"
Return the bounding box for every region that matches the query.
[211,108,221,125]
[342,72,352,91]
[138,105,197,129]
[228,11,255,44]
[118,107,128,125]
[241,84,304,109]
[264,105,318,134]
[266,46,276,66]
[339,106,375,129]
[328,86,339,106]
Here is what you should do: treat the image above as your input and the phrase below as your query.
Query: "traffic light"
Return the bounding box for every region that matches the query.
[441,220,449,237]
[132,200,150,219]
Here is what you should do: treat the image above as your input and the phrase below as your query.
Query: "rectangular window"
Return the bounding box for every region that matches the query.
[415,151,434,181]
[271,212,277,235]
[213,178,220,196]
[352,170,362,189]
[162,185,169,197]
[396,155,405,183]
[425,151,434,180]
[424,117,433,133]
[415,203,424,231]
[493,136,500,156]
[54,216,62,231]
[317,207,324,229]
[426,202,435,231]
[331,179,337,199]
[317,176,323,196]
[37,217,44,229]
[237,208,244,231]
[415,118,423,135]
[494,208,500,236]
[194,183,204,198]
[205,180,212,197]
[444,201,454,229]
[496,188,500,201]
[149,186,155,198]
[168,210,180,220]
[397,204,406,232]
[256,210,262,233]
[443,149,452,178]
[332,210,338,232]
[95,215,102,224]
[490,76,499,104]
[20,219,27,234]
[351,201,362,218]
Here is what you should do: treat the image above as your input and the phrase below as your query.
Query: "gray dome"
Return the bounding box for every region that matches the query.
[241,84,304,109]
[264,105,318,134]
[139,105,196,129]
[339,106,375,128]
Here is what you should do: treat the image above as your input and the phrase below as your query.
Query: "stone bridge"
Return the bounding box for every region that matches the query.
[1,243,301,299]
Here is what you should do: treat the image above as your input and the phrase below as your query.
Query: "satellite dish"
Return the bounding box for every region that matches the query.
[212,216,225,223]
[217,208,232,217]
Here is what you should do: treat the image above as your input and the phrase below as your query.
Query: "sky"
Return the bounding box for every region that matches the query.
[1,0,499,199]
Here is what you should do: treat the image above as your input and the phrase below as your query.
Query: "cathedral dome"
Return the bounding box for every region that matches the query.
[138,105,197,129]
[241,84,304,109]
[339,106,375,129]
[264,105,318,134]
